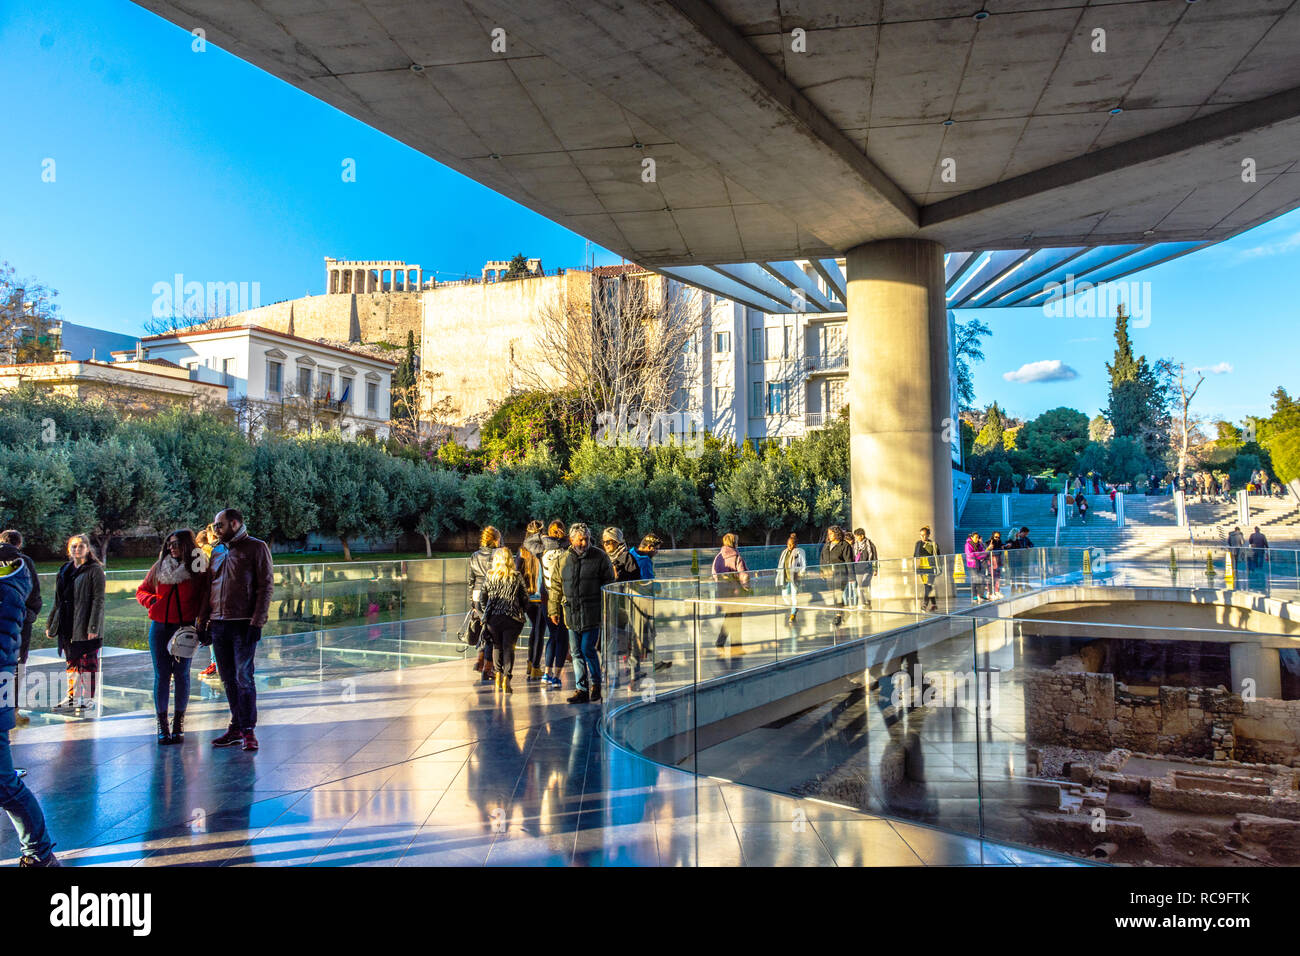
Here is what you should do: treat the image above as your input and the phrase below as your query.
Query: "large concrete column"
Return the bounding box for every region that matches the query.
[1229,642,1282,699]
[847,238,953,558]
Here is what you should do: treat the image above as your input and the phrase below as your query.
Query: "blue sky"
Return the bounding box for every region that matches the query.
[2,0,1297,429]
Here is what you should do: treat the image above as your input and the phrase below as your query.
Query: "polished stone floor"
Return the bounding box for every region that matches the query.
[2,658,1077,866]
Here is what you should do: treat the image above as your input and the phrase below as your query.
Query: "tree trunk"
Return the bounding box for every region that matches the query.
[340,536,352,561]
[765,528,774,546]
[421,533,432,558]
[97,533,110,568]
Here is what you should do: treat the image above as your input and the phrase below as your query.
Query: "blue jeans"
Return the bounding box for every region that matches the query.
[211,619,258,732]
[569,627,601,691]
[544,616,569,669]
[0,728,53,860]
[148,621,191,717]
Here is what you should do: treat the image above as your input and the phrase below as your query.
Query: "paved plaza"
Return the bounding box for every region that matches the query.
[2,654,1073,867]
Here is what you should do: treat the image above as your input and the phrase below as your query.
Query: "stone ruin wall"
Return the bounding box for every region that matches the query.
[224,293,422,346]
[1024,670,1245,760]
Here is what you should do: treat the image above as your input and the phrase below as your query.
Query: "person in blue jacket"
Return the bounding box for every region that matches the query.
[0,542,59,866]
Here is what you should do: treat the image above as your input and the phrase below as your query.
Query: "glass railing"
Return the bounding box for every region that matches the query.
[600,547,1300,866]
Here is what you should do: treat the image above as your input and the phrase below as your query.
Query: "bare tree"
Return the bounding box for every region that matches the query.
[521,270,703,423]
[394,369,459,445]
[0,262,61,363]
[1169,361,1206,484]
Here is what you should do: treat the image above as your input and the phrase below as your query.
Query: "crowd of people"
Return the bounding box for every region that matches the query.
[465,520,661,703]
[962,527,1034,603]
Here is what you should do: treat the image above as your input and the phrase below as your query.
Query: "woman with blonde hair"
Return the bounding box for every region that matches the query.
[194,524,221,679]
[46,534,106,713]
[481,547,530,693]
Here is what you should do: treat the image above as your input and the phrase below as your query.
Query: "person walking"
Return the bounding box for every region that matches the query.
[1075,492,1088,523]
[1227,526,1246,574]
[467,526,501,685]
[913,527,938,612]
[482,548,531,695]
[0,543,58,867]
[0,531,40,729]
[538,520,570,690]
[775,533,806,624]
[851,528,878,610]
[987,531,1005,598]
[627,534,664,683]
[964,532,988,603]
[136,529,207,744]
[712,533,753,654]
[1248,526,1270,572]
[47,534,105,713]
[549,523,614,704]
[198,509,273,753]
[820,527,853,626]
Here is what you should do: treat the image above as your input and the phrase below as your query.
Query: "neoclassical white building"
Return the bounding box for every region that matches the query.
[139,325,397,438]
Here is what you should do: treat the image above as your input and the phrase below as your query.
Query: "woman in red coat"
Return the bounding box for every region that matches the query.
[136,529,207,745]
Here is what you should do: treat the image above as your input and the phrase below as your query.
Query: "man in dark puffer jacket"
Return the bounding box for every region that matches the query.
[0,543,59,866]
[548,523,614,704]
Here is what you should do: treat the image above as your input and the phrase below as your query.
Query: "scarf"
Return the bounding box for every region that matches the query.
[156,554,191,586]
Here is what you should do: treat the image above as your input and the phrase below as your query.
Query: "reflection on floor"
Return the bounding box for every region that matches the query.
[2,659,1076,866]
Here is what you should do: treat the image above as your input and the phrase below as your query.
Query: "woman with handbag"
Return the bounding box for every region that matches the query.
[136,529,207,744]
[46,534,106,715]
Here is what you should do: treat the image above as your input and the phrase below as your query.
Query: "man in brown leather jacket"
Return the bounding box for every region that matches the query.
[198,508,273,752]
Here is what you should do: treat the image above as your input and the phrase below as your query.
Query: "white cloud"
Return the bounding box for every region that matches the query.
[1231,229,1300,264]
[1003,360,1079,384]
[1194,362,1233,375]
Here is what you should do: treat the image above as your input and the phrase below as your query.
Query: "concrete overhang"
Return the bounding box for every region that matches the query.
[133,0,1300,269]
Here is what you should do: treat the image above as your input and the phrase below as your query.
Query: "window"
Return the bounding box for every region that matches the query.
[266,360,283,394]
[749,327,764,362]
[318,371,333,400]
[750,381,764,418]
[714,331,731,353]
[297,366,312,396]
[784,325,795,357]
[341,376,354,409]
[827,378,846,415]
[826,324,844,352]
[766,326,783,361]
[767,381,786,415]
[366,381,378,415]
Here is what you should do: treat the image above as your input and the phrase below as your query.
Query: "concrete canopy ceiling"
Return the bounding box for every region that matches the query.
[133,0,1300,266]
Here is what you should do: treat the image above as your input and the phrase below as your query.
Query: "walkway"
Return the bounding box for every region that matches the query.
[1,658,1073,866]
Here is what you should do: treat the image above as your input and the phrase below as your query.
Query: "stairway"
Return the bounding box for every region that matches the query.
[954,492,1299,562]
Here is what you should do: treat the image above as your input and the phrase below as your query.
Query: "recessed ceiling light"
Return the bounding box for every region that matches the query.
[973,9,990,20]
[633,141,644,149]
[1109,107,1123,115]
[943,118,954,126]
[1143,229,1155,236]
[409,63,424,73]
[489,152,501,160]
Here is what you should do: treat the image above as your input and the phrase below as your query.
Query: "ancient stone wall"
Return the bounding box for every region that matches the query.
[418,271,587,424]
[1024,669,1242,758]
[226,293,422,346]
[1234,699,1300,765]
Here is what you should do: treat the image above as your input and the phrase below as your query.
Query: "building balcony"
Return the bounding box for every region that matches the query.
[805,408,846,429]
[806,350,848,373]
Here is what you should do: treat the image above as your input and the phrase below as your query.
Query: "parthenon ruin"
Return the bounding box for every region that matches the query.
[325,258,424,294]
